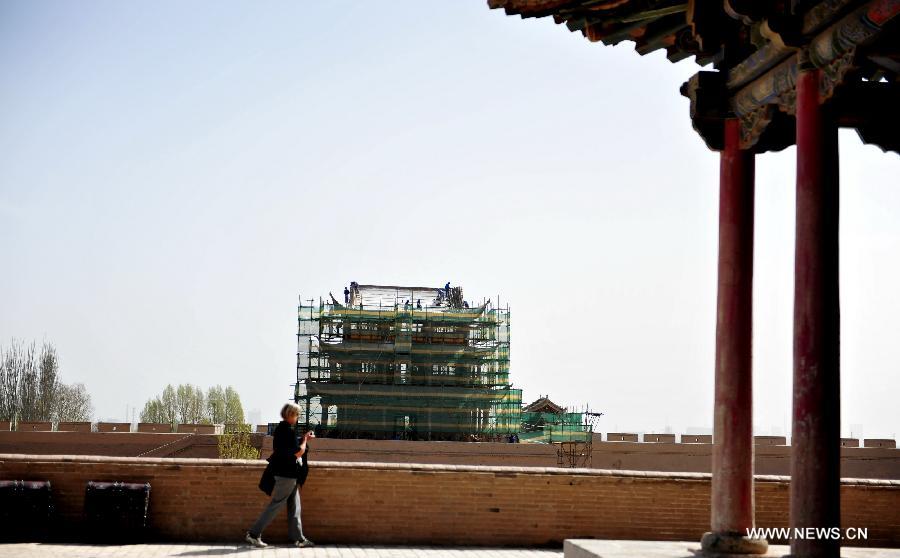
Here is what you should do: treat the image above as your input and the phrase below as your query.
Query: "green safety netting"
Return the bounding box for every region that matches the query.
[518,411,592,443]
[296,299,517,437]
[296,298,590,442]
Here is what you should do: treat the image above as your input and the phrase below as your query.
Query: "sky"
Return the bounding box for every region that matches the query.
[1,1,898,439]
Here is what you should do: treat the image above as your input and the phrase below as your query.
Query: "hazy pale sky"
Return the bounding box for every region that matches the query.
[2,2,898,438]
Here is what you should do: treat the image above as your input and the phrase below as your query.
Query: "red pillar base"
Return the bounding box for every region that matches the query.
[701,532,769,555]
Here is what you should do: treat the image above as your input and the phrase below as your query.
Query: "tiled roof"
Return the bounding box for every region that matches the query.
[523,396,566,413]
[490,0,900,154]
[488,0,712,65]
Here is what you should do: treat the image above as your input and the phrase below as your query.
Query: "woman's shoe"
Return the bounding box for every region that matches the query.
[245,532,268,548]
[293,538,315,548]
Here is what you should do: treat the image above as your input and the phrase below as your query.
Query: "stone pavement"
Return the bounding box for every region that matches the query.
[6,542,900,558]
[564,540,900,558]
[0,544,563,558]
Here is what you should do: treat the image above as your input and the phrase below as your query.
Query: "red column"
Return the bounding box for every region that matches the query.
[701,119,767,555]
[791,65,841,558]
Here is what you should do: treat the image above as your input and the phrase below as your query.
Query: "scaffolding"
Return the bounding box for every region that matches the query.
[296,284,521,441]
[518,401,601,467]
[519,411,593,444]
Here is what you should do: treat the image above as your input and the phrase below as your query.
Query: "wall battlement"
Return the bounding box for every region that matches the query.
[1,432,898,479]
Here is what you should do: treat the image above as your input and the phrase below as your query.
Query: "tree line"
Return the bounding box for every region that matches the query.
[141,384,258,460]
[0,339,93,423]
[140,384,245,426]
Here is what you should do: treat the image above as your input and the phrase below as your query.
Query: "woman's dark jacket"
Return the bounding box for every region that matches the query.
[270,421,300,477]
[258,421,310,495]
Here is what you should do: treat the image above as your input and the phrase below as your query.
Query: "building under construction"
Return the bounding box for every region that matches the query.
[520,396,601,467]
[296,283,522,441]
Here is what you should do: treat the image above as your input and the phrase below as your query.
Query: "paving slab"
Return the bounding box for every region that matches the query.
[563,540,900,558]
[0,544,563,558]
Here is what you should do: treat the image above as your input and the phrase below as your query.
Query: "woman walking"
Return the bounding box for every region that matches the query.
[245,402,315,548]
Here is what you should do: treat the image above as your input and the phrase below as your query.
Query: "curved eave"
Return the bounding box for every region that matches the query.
[488,0,708,64]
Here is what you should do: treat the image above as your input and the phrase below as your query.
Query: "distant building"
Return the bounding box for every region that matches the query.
[519,396,593,444]
[296,283,520,441]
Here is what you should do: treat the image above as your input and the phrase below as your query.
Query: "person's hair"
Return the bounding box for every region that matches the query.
[280,402,302,420]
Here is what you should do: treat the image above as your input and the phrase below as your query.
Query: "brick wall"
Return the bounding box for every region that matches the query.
[0,432,266,459]
[2,432,898,479]
[302,438,900,480]
[0,454,897,547]
[606,433,639,442]
[57,422,92,432]
[865,439,897,449]
[755,436,788,446]
[96,422,132,433]
[643,434,676,443]
[137,423,173,433]
[177,424,223,434]
[16,421,53,431]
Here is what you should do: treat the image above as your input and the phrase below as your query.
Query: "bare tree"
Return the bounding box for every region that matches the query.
[17,342,38,421]
[2,339,92,424]
[1,340,45,422]
[1,339,92,425]
[0,341,22,421]
[37,343,59,421]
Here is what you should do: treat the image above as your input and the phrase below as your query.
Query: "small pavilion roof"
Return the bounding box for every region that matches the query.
[523,396,567,414]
